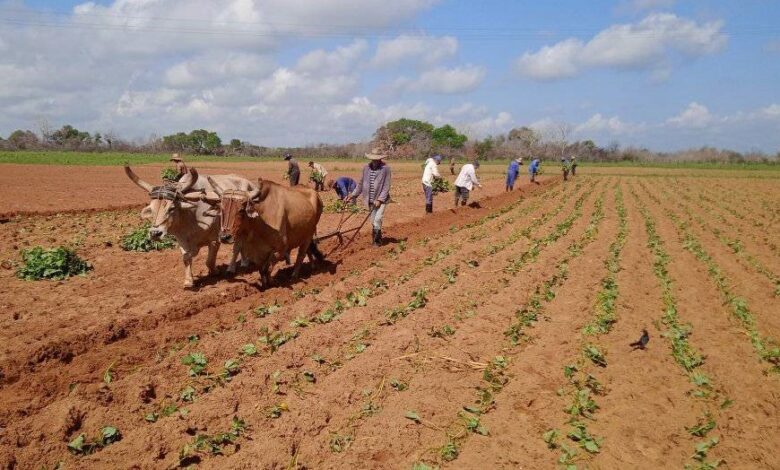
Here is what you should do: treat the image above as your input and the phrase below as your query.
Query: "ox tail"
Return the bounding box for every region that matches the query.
[308,241,325,262]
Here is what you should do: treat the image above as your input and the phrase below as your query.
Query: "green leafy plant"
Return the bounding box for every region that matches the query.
[687,414,716,437]
[439,440,459,462]
[431,177,451,193]
[161,167,178,182]
[443,266,458,284]
[67,426,122,456]
[253,302,281,318]
[583,344,607,367]
[181,352,208,376]
[329,433,353,453]
[543,429,559,449]
[180,417,246,460]
[16,246,91,280]
[120,222,177,252]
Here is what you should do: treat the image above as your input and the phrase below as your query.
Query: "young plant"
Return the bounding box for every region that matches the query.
[17,246,91,280]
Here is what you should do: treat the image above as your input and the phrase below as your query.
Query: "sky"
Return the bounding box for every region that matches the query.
[1,0,779,152]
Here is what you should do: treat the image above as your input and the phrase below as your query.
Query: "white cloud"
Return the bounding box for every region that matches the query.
[666,102,715,128]
[372,35,458,67]
[515,13,727,81]
[296,40,368,74]
[395,65,486,94]
[576,113,639,135]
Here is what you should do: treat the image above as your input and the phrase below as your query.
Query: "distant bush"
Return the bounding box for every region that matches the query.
[16,246,91,280]
[120,222,177,252]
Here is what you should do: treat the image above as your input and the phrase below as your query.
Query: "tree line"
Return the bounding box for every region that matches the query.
[1,120,777,164]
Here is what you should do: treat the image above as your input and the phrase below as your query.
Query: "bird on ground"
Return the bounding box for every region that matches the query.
[629,329,650,350]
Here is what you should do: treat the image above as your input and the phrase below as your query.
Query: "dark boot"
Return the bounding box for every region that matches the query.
[373,229,382,246]
[425,203,433,214]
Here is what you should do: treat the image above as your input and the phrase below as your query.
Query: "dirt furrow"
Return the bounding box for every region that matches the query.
[0,179,568,466]
[634,180,780,469]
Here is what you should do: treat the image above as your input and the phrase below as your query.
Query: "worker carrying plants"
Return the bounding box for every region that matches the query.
[329,176,357,201]
[505,157,522,191]
[170,153,188,180]
[529,157,541,184]
[348,148,392,246]
[308,161,328,191]
[561,157,571,181]
[571,156,578,176]
[453,160,482,207]
[422,154,443,214]
[284,153,300,187]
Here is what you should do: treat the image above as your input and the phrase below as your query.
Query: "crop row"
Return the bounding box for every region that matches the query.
[638,183,780,373]
[630,185,725,469]
[541,183,629,468]
[413,185,608,467]
[658,184,779,297]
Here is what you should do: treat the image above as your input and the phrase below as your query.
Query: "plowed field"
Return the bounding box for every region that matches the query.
[0,163,778,469]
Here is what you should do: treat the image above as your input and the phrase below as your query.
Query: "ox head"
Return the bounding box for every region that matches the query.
[124,165,200,240]
[206,176,261,244]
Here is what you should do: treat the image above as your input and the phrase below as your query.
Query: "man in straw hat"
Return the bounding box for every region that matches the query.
[347,148,392,246]
[170,153,188,181]
[284,153,300,186]
[421,154,443,214]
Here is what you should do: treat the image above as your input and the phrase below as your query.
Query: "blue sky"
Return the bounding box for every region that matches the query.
[1,0,779,151]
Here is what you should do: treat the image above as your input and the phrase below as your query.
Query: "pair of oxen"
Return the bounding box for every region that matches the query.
[124,165,323,289]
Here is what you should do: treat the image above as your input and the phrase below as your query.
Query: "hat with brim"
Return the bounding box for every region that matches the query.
[170,153,182,162]
[365,148,387,161]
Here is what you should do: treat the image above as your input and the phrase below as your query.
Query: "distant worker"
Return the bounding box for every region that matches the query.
[170,153,188,180]
[571,156,578,176]
[505,157,521,191]
[348,149,392,246]
[308,161,328,191]
[561,157,571,181]
[453,160,482,207]
[449,156,456,175]
[422,154,443,214]
[529,157,541,184]
[329,176,357,201]
[284,153,300,186]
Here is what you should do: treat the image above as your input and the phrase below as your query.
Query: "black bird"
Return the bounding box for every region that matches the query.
[629,329,650,350]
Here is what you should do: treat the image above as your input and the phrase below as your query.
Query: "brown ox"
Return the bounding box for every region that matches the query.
[124,165,255,288]
[206,176,324,288]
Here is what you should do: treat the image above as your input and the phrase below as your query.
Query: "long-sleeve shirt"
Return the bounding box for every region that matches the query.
[351,162,391,205]
[421,157,442,187]
[507,160,520,176]
[529,159,540,174]
[333,177,356,200]
[454,163,480,191]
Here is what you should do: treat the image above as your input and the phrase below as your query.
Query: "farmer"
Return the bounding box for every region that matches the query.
[308,161,328,191]
[284,153,300,187]
[561,157,571,181]
[453,160,482,207]
[571,156,578,176]
[348,148,392,246]
[170,153,188,180]
[422,154,443,214]
[529,157,541,184]
[449,156,456,175]
[329,176,357,201]
[505,157,521,191]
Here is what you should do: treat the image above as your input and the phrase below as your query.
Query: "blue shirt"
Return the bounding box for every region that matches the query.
[529,159,540,173]
[334,177,356,200]
[507,160,520,175]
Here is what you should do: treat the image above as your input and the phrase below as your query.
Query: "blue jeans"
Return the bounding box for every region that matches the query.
[369,202,386,230]
[423,184,434,205]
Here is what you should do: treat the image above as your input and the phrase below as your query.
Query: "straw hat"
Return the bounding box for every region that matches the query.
[170,153,182,162]
[364,148,387,161]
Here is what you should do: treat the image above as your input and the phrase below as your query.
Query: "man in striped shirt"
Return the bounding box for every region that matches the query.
[348,148,392,246]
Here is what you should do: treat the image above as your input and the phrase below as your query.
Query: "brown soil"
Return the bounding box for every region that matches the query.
[0,163,778,470]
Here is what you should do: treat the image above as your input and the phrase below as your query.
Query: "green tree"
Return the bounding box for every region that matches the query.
[432,124,467,149]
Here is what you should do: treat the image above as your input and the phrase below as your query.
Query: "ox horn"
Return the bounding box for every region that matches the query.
[124,164,154,193]
[207,176,224,197]
[178,167,198,194]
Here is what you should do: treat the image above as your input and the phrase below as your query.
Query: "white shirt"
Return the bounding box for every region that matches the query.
[421,158,441,186]
[312,162,328,177]
[454,163,480,191]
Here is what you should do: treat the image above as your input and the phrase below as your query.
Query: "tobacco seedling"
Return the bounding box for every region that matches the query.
[543,429,559,449]
[583,344,607,367]
[181,352,208,376]
[687,414,716,437]
[253,302,281,318]
[390,378,408,391]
